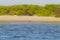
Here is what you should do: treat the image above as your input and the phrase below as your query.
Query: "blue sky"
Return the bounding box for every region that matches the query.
[0,0,60,6]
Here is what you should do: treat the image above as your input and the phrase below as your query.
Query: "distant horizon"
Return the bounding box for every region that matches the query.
[0,0,60,6]
[0,4,60,6]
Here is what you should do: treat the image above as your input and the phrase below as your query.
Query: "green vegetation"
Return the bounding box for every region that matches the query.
[0,4,60,17]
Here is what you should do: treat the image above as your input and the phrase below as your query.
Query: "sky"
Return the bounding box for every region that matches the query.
[0,0,60,6]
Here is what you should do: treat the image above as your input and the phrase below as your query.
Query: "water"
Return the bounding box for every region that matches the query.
[0,22,60,40]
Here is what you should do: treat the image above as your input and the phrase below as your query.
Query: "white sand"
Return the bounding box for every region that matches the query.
[0,15,60,22]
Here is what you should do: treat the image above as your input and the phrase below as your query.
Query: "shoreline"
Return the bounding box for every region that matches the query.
[0,16,60,22]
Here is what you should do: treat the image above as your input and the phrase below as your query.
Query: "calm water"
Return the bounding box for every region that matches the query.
[0,22,60,40]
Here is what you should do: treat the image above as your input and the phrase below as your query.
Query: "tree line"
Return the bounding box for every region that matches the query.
[0,4,60,17]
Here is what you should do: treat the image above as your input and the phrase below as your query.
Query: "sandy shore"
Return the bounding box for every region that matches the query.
[0,15,60,22]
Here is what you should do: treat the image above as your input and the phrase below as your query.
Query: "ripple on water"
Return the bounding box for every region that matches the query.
[0,22,60,40]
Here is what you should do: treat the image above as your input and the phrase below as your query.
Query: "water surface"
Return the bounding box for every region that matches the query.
[0,22,60,40]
